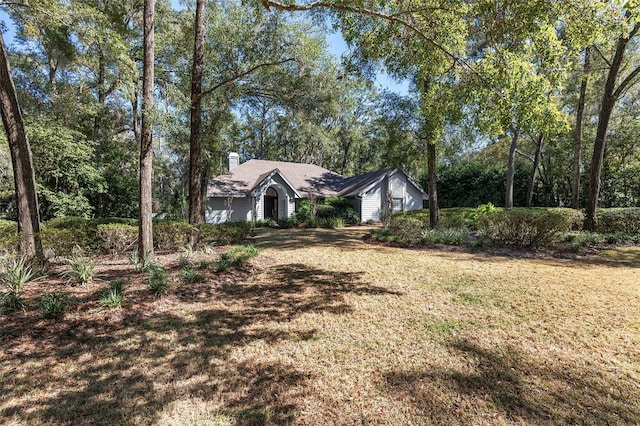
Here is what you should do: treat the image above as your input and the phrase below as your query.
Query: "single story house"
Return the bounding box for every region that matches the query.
[205,153,427,224]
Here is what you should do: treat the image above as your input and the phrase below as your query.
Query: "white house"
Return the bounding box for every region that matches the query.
[206,153,427,224]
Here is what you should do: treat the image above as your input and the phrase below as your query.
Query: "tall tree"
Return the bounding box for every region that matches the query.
[0,31,43,259]
[571,47,590,209]
[138,0,154,260]
[188,0,206,241]
[585,17,640,230]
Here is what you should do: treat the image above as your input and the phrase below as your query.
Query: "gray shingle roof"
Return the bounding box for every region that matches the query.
[207,159,427,200]
[207,159,344,197]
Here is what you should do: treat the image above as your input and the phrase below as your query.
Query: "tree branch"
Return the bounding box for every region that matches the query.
[591,44,612,68]
[260,0,495,91]
[201,58,297,97]
[613,64,640,99]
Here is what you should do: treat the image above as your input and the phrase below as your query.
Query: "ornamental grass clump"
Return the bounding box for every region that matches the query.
[40,292,69,319]
[0,257,36,314]
[62,250,97,285]
[99,279,124,309]
[148,266,170,294]
[214,245,259,272]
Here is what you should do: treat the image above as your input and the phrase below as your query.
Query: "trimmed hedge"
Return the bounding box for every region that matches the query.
[596,208,640,234]
[0,218,254,255]
[478,209,577,247]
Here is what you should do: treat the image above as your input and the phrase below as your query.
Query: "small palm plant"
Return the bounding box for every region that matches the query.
[62,251,97,285]
[0,257,36,313]
[99,279,124,309]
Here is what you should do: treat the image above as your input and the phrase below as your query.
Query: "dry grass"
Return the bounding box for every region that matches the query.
[1,228,639,425]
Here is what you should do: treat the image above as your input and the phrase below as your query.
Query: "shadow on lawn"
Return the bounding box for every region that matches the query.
[252,227,376,252]
[0,262,397,425]
[382,338,639,424]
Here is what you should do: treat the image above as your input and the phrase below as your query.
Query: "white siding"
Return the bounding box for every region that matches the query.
[360,186,382,222]
[205,197,252,224]
[405,181,423,211]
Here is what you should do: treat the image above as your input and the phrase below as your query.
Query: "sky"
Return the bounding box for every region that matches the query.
[325,31,410,95]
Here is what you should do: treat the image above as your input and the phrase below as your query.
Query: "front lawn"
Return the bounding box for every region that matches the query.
[1,227,639,424]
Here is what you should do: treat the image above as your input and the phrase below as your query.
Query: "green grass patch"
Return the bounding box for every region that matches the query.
[214,245,260,272]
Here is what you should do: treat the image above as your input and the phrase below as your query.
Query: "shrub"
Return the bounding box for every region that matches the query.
[153,220,195,252]
[61,251,97,285]
[97,224,138,255]
[40,292,69,318]
[420,228,470,245]
[0,257,37,313]
[478,208,574,247]
[388,215,428,244]
[595,208,640,234]
[199,221,253,245]
[0,221,18,255]
[99,279,124,309]
[148,267,170,294]
[214,245,259,272]
[276,218,299,229]
[181,267,205,284]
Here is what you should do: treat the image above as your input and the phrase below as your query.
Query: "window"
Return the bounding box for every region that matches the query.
[392,197,403,213]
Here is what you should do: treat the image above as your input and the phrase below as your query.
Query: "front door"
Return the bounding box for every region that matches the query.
[264,187,278,219]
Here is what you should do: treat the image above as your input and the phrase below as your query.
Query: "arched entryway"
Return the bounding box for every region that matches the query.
[264,186,278,219]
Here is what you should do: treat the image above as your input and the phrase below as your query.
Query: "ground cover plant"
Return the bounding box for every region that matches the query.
[0,227,638,425]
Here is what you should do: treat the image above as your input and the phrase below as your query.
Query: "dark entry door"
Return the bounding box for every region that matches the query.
[264,187,278,219]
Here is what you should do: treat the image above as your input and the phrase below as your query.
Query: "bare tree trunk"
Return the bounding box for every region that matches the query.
[505,127,520,208]
[132,83,140,142]
[572,47,590,209]
[527,134,543,207]
[93,51,106,141]
[188,0,207,246]
[0,32,43,260]
[138,0,154,261]
[427,142,438,229]
[585,23,639,231]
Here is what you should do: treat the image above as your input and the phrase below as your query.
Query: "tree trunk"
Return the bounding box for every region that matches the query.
[93,51,106,141]
[527,134,543,207]
[427,142,438,229]
[132,83,140,142]
[138,0,155,261]
[505,128,520,208]
[571,47,590,209]
[0,32,43,260]
[188,0,207,246]
[585,24,639,231]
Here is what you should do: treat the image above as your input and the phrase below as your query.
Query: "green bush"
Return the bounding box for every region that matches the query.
[40,292,69,319]
[148,267,170,294]
[595,208,640,234]
[0,221,18,254]
[420,228,470,245]
[100,279,124,309]
[214,245,259,272]
[153,220,195,252]
[388,215,428,244]
[61,252,97,285]
[0,257,37,314]
[478,208,574,247]
[97,224,138,255]
[181,267,205,283]
[199,221,253,246]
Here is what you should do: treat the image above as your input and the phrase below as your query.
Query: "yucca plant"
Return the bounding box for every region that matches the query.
[0,257,37,313]
[99,279,124,309]
[40,292,69,319]
[129,249,158,273]
[181,267,205,284]
[148,267,170,294]
[62,254,97,285]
